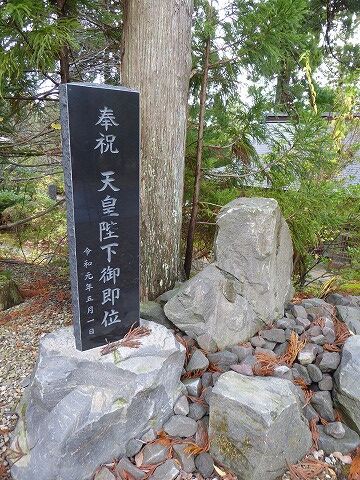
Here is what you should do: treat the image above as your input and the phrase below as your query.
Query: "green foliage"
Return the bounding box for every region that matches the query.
[0,189,26,212]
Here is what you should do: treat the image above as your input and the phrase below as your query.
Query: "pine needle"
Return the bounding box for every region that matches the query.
[333,317,351,346]
[323,343,341,352]
[288,458,329,480]
[253,351,281,376]
[349,447,360,480]
[293,378,314,405]
[309,418,319,450]
[282,331,306,366]
[101,325,151,355]
[181,368,206,380]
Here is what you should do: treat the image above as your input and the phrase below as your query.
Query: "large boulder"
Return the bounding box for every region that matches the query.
[336,306,360,335]
[215,197,293,323]
[9,323,185,480]
[334,335,360,433]
[164,265,256,350]
[165,197,293,349]
[209,372,312,480]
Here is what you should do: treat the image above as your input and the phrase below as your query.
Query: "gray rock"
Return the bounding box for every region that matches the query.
[142,443,169,464]
[230,345,253,362]
[183,378,202,397]
[274,342,289,356]
[164,265,258,350]
[126,439,143,458]
[214,197,293,325]
[209,373,312,480]
[291,305,308,319]
[311,391,335,422]
[292,363,311,385]
[195,452,214,478]
[212,372,222,384]
[9,324,184,480]
[318,424,360,455]
[327,293,353,306]
[174,395,189,416]
[319,352,340,372]
[203,386,213,405]
[94,468,116,480]
[197,333,218,353]
[188,403,207,421]
[307,364,323,383]
[230,363,254,376]
[273,365,293,381]
[311,335,326,345]
[116,458,146,480]
[163,415,197,437]
[149,459,179,480]
[140,301,174,329]
[156,286,181,305]
[324,422,346,439]
[173,444,196,473]
[322,327,336,344]
[141,429,157,443]
[255,347,276,357]
[285,325,304,339]
[276,318,296,329]
[201,372,213,388]
[301,299,334,319]
[260,328,286,344]
[251,336,266,348]
[296,317,311,330]
[336,306,360,334]
[207,351,238,367]
[303,404,320,423]
[308,326,322,337]
[334,335,360,433]
[318,374,333,391]
[186,349,209,372]
[298,344,317,365]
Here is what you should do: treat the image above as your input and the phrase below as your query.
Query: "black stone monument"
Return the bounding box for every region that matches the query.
[60,83,140,351]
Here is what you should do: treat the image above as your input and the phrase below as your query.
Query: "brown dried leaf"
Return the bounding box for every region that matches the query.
[282,331,306,366]
[101,325,151,355]
[349,447,360,480]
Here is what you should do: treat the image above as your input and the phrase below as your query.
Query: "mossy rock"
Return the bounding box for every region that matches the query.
[0,271,23,310]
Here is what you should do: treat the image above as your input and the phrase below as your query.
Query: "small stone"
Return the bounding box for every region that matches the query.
[183,378,202,397]
[241,354,257,366]
[141,429,157,443]
[140,301,174,329]
[323,327,336,344]
[311,391,335,422]
[142,443,169,464]
[230,345,253,362]
[116,458,146,480]
[156,287,181,305]
[273,365,293,381]
[276,318,296,329]
[174,395,189,416]
[207,351,238,367]
[307,364,323,383]
[260,328,286,343]
[230,363,253,376]
[173,444,196,473]
[163,415,197,437]
[255,347,276,357]
[291,305,308,319]
[188,403,207,421]
[149,459,179,480]
[318,374,333,391]
[274,342,289,356]
[197,333,218,353]
[94,467,116,480]
[319,352,340,372]
[296,317,311,329]
[250,336,266,348]
[312,335,326,345]
[318,424,360,455]
[126,439,143,457]
[292,363,311,385]
[324,422,346,439]
[212,372,222,384]
[286,326,304,340]
[263,340,276,350]
[203,386,213,405]
[308,326,322,337]
[195,452,214,478]
[298,344,317,365]
[186,349,209,372]
[201,372,213,388]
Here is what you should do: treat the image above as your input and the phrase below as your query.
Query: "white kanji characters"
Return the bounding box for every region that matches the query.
[83,247,92,256]
[84,260,92,268]
[89,328,95,335]
[99,221,118,242]
[86,295,94,303]
[85,283,93,291]
[87,319,95,323]
[101,195,119,217]
[95,106,119,131]
[98,171,120,192]
[102,288,120,306]
[102,309,121,328]
[87,306,94,314]
[85,272,93,280]
[99,266,120,284]
[95,133,119,154]
[101,242,119,262]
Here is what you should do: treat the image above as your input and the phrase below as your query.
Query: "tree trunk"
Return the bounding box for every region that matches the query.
[184,37,211,279]
[121,0,193,300]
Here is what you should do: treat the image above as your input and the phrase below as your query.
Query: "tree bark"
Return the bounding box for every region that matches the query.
[184,37,211,279]
[121,0,193,300]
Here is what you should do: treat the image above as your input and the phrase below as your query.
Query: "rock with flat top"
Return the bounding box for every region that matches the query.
[209,372,312,480]
[9,324,185,480]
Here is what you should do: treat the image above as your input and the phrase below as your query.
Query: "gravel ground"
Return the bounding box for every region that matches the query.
[0,261,72,479]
